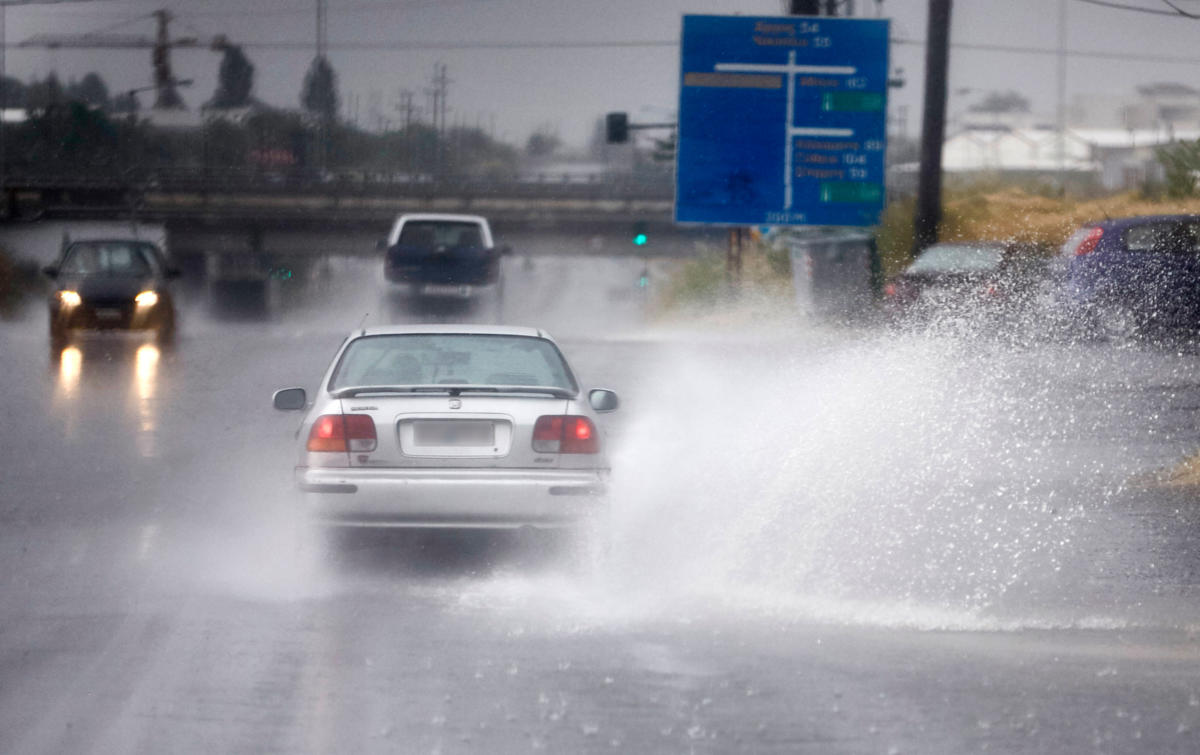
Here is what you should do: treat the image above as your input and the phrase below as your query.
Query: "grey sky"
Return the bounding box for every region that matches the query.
[5,0,1200,148]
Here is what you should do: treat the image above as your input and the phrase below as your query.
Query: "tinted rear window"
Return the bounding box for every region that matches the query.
[330,334,576,392]
[397,221,485,250]
[1122,222,1200,253]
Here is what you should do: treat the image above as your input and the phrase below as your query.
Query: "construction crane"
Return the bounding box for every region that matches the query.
[19,9,227,110]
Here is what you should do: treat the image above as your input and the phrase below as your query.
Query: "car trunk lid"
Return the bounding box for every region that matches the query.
[340,393,569,469]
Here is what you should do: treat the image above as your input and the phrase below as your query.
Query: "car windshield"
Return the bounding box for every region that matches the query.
[397,221,484,250]
[906,243,1004,274]
[59,242,156,276]
[329,334,576,392]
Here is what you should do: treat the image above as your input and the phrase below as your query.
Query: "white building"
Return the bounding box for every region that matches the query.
[935,124,1200,191]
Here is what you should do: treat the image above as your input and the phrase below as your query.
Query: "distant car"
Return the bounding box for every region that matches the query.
[43,239,179,350]
[381,213,508,297]
[1058,214,1200,338]
[882,240,1050,322]
[272,324,619,532]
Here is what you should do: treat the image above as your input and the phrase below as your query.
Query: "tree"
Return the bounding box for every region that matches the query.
[25,73,64,112]
[300,56,338,121]
[209,45,254,109]
[1156,138,1200,198]
[0,77,26,110]
[525,127,560,158]
[68,72,110,109]
[969,90,1031,114]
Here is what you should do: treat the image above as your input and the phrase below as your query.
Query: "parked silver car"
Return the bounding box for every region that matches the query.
[273,324,618,530]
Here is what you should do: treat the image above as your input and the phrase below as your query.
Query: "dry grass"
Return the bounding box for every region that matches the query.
[878,188,1200,279]
[651,239,797,327]
[659,186,1200,318]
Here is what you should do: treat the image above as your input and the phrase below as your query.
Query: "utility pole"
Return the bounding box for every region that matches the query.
[789,0,821,13]
[315,0,328,172]
[911,0,952,256]
[151,10,185,109]
[788,0,849,15]
[1055,0,1067,192]
[425,63,450,177]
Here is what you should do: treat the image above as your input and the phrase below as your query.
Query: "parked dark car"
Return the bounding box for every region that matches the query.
[43,239,179,350]
[1059,214,1200,338]
[883,240,1050,323]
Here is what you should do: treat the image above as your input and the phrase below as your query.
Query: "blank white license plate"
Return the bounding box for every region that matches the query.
[413,420,494,446]
[422,284,471,296]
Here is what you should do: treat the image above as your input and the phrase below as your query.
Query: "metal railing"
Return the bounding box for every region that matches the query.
[1,165,677,202]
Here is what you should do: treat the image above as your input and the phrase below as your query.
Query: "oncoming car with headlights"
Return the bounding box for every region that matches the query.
[273,324,619,532]
[43,239,179,350]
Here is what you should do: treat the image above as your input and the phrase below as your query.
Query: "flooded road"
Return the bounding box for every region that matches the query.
[2,255,1199,753]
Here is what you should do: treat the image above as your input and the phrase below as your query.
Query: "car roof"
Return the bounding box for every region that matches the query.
[922,240,1006,250]
[66,238,161,248]
[1089,214,1200,228]
[396,213,488,224]
[355,323,552,340]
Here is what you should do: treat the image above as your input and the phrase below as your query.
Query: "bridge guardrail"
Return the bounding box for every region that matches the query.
[1,166,676,202]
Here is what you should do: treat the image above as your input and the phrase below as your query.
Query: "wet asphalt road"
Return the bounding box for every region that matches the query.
[2,255,1200,754]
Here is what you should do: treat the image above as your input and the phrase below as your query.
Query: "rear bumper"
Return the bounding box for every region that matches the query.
[384,259,498,287]
[294,466,607,529]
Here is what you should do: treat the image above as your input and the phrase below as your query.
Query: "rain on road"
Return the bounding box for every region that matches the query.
[2,253,1200,753]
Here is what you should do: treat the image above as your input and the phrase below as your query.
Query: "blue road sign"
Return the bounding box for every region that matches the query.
[676,15,889,227]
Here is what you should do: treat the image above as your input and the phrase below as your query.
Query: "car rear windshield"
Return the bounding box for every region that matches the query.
[330,334,577,392]
[906,243,1004,275]
[1122,222,1200,253]
[397,221,485,250]
[60,242,157,276]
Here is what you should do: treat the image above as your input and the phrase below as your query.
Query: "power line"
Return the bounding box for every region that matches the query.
[1073,0,1196,16]
[1161,0,1200,18]
[891,36,1200,66]
[12,33,1200,67]
[172,37,1200,68]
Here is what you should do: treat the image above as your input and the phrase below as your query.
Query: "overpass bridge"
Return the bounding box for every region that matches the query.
[0,166,679,234]
[1,167,720,299]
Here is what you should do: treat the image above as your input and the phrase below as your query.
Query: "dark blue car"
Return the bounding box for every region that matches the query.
[1060,214,1200,337]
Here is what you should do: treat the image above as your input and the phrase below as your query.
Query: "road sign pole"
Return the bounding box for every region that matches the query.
[727,227,743,288]
[912,0,953,256]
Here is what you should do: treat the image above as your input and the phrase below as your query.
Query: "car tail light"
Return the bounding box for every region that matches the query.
[532,415,599,454]
[1073,227,1104,257]
[307,414,377,453]
[883,282,896,297]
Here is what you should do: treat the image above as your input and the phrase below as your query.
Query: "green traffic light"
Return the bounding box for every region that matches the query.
[633,233,648,246]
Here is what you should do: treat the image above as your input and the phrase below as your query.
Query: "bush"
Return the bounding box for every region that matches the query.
[659,250,725,310]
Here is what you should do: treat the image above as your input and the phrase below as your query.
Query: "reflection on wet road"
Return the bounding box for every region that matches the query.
[2,255,1200,753]
[51,341,164,459]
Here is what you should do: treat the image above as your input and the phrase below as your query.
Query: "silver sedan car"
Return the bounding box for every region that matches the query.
[273,324,618,530]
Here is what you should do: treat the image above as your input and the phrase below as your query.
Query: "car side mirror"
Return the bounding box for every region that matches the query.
[42,265,59,279]
[499,245,513,256]
[588,388,619,413]
[273,387,307,411]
